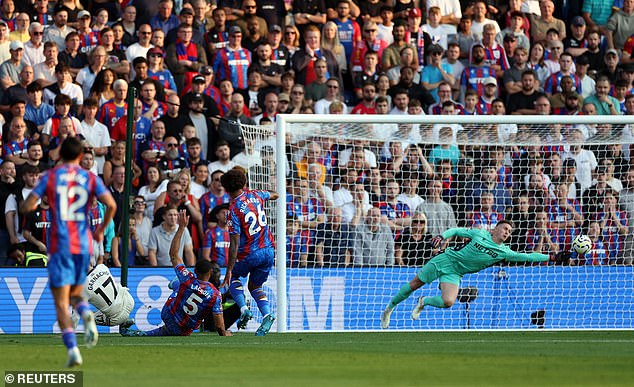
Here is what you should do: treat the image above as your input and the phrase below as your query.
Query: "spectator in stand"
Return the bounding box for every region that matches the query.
[395,171,425,218]
[595,190,629,263]
[395,210,434,266]
[76,46,108,99]
[527,41,550,87]
[156,136,187,179]
[422,6,456,50]
[449,15,476,64]
[470,1,501,40]
[98,27,130,78]
[526,210,559,255]
[22,22,44,68]
[350,82,377,114]
[79,98,110,175]
[528,0,565,43]
[353,206,394,266]
[564,16,588,59]
[9,13,29,43]
[87,68,115,109]
[315,207,353,267]
[151,0,180,35]
[606,0,634,50]
[43,5,75,52]
[282,24,301,57]
[291,25,341,88]
[24,81,53,132]
[287,177,325,267]
[166,23,207,93]
[548,182,583,251]
[138,166,169,221]
[383,20,415,72]
[420,44,455,102]
[459,43,496,104]
[217,93,253,158]
[581,166,611,219]
[58,31,88,78]
[584,76,620,115]
[544,53,580,95]
[0,40,24,90]
[201,203,230,266]
[470,191,501,231]
[507,70,541,115]
[97,78,127,133]
[415,179,457,236]
[148,204,196,266]
[497,12,530,51]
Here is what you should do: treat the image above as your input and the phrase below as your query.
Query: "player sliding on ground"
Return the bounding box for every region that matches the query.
[380,220,571,329]
[220,168,279,336]
[20,137,117,367]
[120,209,231,337]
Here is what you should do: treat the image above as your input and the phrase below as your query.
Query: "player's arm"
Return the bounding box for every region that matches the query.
[221,233,239,288]
[20,192,41,214]
[169,210,189,267]
[267,191,279,200]
[505,251,550,263]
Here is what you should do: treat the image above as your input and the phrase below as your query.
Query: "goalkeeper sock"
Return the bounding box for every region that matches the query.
[387,283,414,309]
[62,328,77,350]
[229,278,247,310]
[424,296,449,309]
[250,287,270,316]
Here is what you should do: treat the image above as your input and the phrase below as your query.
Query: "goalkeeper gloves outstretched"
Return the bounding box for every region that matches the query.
[552,251,572,265]
[431,235,444,249]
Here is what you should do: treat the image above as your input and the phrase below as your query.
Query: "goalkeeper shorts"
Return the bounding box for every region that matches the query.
[417,257,462,286]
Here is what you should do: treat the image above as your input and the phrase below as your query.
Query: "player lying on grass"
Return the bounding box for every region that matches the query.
[380,220,571,329]
[220,168,279,336]
[72,264,135,328]
[121,209,231,336]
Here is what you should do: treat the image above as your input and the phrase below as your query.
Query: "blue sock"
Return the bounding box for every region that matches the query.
[250,287,270,316]
[75,301,91,318]
[62,328,77,350]
[229,278,247,310]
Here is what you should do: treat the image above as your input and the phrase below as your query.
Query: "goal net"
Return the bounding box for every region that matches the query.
[241,114,634,331]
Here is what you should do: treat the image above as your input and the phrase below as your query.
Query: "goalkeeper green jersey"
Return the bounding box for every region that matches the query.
[439,228,549,276]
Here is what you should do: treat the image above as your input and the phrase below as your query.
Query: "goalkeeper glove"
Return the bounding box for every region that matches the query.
[431,235,444,249]
[552,251,572,265]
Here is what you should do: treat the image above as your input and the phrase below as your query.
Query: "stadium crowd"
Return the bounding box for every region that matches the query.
[0,0,633,268]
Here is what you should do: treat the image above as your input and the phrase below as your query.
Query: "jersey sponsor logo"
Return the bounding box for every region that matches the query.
[472,241,499,258]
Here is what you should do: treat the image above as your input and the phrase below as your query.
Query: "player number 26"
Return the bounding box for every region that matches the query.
[245,203,267,236]
[183,293,203,315]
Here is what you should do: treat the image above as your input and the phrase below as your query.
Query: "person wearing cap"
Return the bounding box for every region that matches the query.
[43,5,76,52]
[165,22,208,93]
[212,25,252,91]
[165,7,205,47]
[147,46,178,93]
[180,73,220,117]
[75,11,96,55]
[420,44,454,101]
[602,48,621,83]
[563,16,588,58]
[471,1,500,40]
[183,91,219,160]
[528,0,565,43]
[0,40,24,89]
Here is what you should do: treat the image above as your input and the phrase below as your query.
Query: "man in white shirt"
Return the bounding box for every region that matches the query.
[22,22,44,67]
[80,98,111,175]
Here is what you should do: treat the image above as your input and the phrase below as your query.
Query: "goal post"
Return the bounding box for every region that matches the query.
[239,114,634,332]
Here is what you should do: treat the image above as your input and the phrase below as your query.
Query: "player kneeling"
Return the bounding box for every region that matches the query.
[73,264,135,328]
[120,209,231,337]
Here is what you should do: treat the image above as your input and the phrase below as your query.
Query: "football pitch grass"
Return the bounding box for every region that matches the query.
[1,331,633,386]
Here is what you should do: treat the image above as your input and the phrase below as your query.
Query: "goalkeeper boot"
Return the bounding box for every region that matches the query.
[237,309,253,330]
[411,296,426,320]
[255,314,276,336]
[82,311,98,348]
[66,347,83,368]
[380,307,393,329]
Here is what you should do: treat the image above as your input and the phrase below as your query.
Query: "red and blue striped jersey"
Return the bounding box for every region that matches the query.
[79,31,99,54]
[3,139,28,158]
[148,69,178,92]
[203,226,230,266]
[544,71,581,94]
[32,164,108,256]
[470,211,501,231]
[199,191,230,230]
[228,190,275,261]
[593,210,628,259]
[477,42,509,71]
[461,65,496,95]
[164,264,222,335]
[213,46,251,90]
[334,18,361,62]
[585,238,608,265]
[141,100,167,121]
[98,100,127,131]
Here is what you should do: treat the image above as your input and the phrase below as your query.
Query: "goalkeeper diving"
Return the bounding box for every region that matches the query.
[380,220,570,328]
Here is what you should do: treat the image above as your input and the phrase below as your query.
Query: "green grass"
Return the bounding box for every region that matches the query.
[1,331,633,387]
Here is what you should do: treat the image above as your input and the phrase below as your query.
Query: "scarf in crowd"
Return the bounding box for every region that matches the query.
[49,114,77,138]
[176,39,198,86]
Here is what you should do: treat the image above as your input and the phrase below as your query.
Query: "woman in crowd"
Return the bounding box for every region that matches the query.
[147,48,177,94]
[528,41,549,87]
[387,46,419,86]
[190,163,210,199]
[375,73,392,108]
[92,9,109,31]
[288,84,306,114]
[88,68,117,107]
[283,24,301,56]
[138,165,169,221]
[321,22,347,75]
[103,140,142,186]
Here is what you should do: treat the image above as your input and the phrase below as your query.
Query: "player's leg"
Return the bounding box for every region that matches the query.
[228,260,252,329]
[51,285,82,367]
[69,284,98,348]
[249,248,275,336]
[413,278,460,319]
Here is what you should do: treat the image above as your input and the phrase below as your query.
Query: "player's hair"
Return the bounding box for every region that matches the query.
[496,219,515,229]
[194,259,214,279]
[221,168,247,193]
[60,137,84,161]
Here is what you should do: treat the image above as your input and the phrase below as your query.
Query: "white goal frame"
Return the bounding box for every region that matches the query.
[273,114,634,333]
